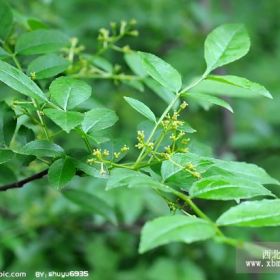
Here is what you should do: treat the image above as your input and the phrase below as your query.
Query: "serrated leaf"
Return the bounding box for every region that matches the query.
[16,29,69,55]
[62,189,116,223]
[0,60,47,102]
[44,108,83,133]
[139,216,215,253]
[185,92,233,112]
[0,1,13,41]
[27,54,70,80]
[190,175,273,200]
[48,158,76,189]
[0,149,14,164]
[207,75,272,99]
[49,77,92,110]
[204,24,250,73]
[20,140,64,157]
[82,108,118,133]
[139,52,182,92]
[217,199,280,227]
[124,96,156,122]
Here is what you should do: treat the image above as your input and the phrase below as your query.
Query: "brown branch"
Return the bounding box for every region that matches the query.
[0,169,48,192]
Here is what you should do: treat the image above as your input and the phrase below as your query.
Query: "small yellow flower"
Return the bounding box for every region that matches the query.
[121,144,129,152]
[114,152,120,159]
[180,101,188,110]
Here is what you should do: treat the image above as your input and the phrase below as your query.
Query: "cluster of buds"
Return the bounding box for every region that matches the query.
[170,131,186,142]
[135,130,154,151]
[167,201,177,214]
[184,162,201,179]
[161,112,184,131]
[113,144,130,159]
[87,148,110,164]
[161,101,188,131]
[87,144,130,164]
[98,20,138,50]
[61,37,85,61]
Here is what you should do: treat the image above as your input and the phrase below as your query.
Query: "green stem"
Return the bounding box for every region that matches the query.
[171,189,243,248]
[134,74,206,168]
[69,72,142,82]
[78,129,92,153]
[148,130,166,163]
[134,93,181,167]
[31,99,49,140]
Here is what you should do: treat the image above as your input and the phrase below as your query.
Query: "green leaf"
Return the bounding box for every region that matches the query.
[73,160,99,178]
[139,52,182,92]
[192,79,270,99]
[190,175,273,200]
[217,199,280,227]
[106,168,143,190]
[0,149,14,164]
[139,216,215,253]
[0,60,47,102]
[27,54,70,80]
[211,158,280,186]
[185,92,233,112]
[20,140,64,157]
[44,108,83,133]
[86,55,113,73]
[124,52,147,77]
[106,168,172,193]
[62,189,116,223]
[180,122,196,134]
[27,18,49,31]
[16,29,69,55]
[207,75,272,99]
[0,165,16,184]
[124,96,156,122]
[48,158,76,189]
[161,153,214,181]
[82,108,118,133]
[144,78,179,109]
[0,1,13,41]
[163,152,279,186]
[0,47,10,59]
[204,24,250,73]
[49,77,92,110]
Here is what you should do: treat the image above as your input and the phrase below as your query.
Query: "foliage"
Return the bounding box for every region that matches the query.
[1,1,280,279]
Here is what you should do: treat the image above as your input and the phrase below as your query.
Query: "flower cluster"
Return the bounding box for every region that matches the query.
[98,20,138,50]
[135,130,154,150]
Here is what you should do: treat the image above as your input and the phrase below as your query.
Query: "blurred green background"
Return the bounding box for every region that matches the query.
[1,0,280,279]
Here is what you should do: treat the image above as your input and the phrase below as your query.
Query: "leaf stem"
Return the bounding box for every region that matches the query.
[77,128,92,153]
[134,74,206,167]
[134,93,181,167]
[171,189,243,248]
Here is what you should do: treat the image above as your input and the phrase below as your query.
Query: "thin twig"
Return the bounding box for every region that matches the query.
[0,169,48,192]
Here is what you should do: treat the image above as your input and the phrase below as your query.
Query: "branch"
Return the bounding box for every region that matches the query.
[0,169,48,192]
